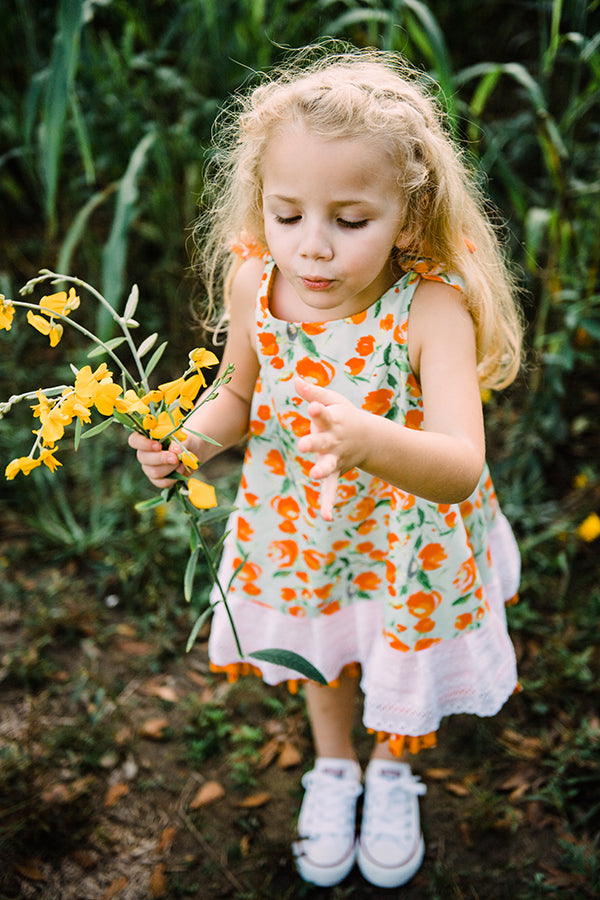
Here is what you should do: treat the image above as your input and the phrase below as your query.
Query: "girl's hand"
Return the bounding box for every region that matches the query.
[128,431,187,489]
[294,376,364,521]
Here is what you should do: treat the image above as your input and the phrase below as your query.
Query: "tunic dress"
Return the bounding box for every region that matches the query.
[208,253,520,751]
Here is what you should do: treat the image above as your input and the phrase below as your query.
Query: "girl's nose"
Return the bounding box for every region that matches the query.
[299,221,333,260]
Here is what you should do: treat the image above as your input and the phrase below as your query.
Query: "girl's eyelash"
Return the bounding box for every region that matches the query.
[339,218,368,229]
[274,215,368,229]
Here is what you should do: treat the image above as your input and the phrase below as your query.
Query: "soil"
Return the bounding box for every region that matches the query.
[0,453,597,900]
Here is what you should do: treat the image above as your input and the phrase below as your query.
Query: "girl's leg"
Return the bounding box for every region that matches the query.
[294,671,362,887]
[304,668,359,761]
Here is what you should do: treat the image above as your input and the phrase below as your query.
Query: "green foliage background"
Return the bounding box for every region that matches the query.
[1,0,598,587]
[0,2,599,894]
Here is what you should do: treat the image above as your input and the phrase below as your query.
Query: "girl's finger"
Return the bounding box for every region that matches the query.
[319,472,339,521]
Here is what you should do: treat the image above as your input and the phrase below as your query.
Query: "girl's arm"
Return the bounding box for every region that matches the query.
[296,280,485,515]
[128,258,261,488]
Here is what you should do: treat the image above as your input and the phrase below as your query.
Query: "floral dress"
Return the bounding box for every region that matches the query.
[208,253,520,752]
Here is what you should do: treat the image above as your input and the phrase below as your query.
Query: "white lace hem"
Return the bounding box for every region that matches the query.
[208,512,520,737]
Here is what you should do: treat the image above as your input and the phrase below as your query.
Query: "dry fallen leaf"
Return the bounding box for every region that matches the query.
[155,826,177,854]
[142,680,179,703]
[139,718,170,740]
[237,791,271,808]
[15,860,46,881]
[70,848,99,870]
[102,875,129,899]
[278,740,302,769]
[425,767,454,780]
[104,782,130,808]
[258,737,281,770]
[445,781,471,797]
[190,781,225,808]
[114,639,154,656]
[149,863,168,897]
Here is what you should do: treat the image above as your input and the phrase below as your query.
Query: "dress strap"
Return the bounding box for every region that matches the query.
[397,253,465,293]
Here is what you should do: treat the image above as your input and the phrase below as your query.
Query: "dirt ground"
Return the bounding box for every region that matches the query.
[1,455,598,900]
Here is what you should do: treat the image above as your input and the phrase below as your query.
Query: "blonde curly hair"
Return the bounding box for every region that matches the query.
[193,44,523,389]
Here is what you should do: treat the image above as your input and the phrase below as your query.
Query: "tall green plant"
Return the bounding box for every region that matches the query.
[455,0,600,501]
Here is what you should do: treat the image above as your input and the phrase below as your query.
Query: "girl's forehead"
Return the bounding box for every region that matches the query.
[263,122,394,173]
[262,125,401,206]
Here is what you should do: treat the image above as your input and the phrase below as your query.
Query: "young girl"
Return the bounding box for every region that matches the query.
[129,46,523,889]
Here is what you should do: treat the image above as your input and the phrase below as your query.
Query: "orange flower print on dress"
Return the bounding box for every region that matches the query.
[218,254,517,659]
[455,612,473,631]
[265,448,286,475]
[345,357,366,376]
[354,571,381,591]
[258,332,279,356]
[363,388,394,415]
[405,408,424,430]
[237,517,254,542]
[268,539,298,567]
[296,357,335,386]
[356,334,375,356]
[406,590,442,618]
[419,543,448,570]
[453,556,477,592]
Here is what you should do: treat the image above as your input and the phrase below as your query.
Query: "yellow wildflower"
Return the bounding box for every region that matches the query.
[39,287,80,316]
[189,347,219,370]
[5,455,42,479]
[158,376,187,406]
[143,408,183,441]
[142,389,163,404]
[577,512,600,543]
[189,348,219,386]
[179,449,199,471]
[114,390,151,415]
[187,478,217,509]
[74,364,122,416]
[178,374,204,410]
[0,295,15,330]
[60,391,93,425]
[27,311,63,346]
[38,447,62,473]
[573,472,588,489]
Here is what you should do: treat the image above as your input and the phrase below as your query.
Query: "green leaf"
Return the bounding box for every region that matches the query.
[79,418,114,439]
[100,130,156,332]
[87,336,127,357]
[186,605,215,652]
[144,340,168,378]
[184,546,200,602]
[249,649,328,685]
[74,415,82,451]
[136,332,158,358]
[40,0,85,232]
[134,495,166,511]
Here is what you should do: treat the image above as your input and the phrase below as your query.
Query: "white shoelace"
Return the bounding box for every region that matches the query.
[298,768,362,840]
[362,768,426,842]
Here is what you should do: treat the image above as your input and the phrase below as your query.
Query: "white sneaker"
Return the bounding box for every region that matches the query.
[293,757,362,887]
[357,759,426,888]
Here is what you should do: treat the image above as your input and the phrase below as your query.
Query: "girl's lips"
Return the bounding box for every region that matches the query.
[301,276,334,291]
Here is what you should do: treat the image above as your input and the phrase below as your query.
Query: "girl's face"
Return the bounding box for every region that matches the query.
[262,124,404,321]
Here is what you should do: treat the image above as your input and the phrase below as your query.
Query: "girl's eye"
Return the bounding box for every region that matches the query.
[338,218,368,229]
[275,214,301,225]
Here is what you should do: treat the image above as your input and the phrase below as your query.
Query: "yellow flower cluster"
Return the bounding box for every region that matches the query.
[2,276,225,514]
[5,346,219,502]
[25,288,80,346]
[577,512,600,543]
[0,294,15,330]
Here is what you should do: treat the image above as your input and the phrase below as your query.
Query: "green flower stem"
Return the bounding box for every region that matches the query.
[0,385,70,418]
[21,271,150,392]
[185,497,243,658]
[12,297,139,392]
